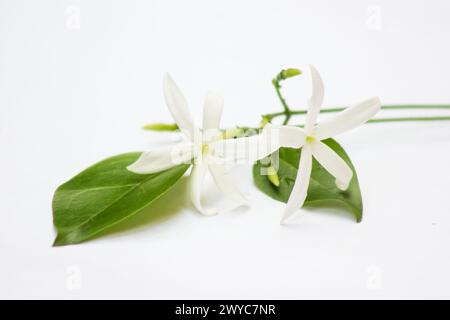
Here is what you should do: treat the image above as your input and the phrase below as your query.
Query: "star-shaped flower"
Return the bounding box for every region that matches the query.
[280,65,381,223]
[128,74,257,215]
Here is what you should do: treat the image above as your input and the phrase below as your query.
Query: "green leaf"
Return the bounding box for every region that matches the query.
[52,153,190,246]
[253,138,363,222]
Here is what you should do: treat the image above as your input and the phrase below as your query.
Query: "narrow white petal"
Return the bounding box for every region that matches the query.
[281,145,313,224]
[189,164,217,216]
[277,125,307,149]
[210,135,262,164]
[203,91,224,131]
[163,73,199,140]
[127,142,194,174]
[209,164,250,207]
[304,65,325,133]
[210,135,269,164]
[310,141,353,190]
[211,125,306,164]
[314,97,381,140]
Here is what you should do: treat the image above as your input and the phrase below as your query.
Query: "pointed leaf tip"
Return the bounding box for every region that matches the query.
[52,153,190,245]
[253,139,363,223]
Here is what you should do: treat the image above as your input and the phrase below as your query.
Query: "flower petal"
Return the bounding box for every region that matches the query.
[310,140,353,190]
[189,164,217,216]
[209,164,250,207]
[203,91,224,131]
[281,144,312,224]
[277,125,307,149]
[212,125,306,164]
[163,73,199,140]
[314,97,381,140]
[127,142,194,174]
[304,65,325,133]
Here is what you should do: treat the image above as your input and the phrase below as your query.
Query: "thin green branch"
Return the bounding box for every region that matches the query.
[143,115,450,136]
[269,68,450,125]
[265,105,450,121]
[380,104,450,110]
[271,68,302,125]
[282,116,450,129]
[257,116,450,133]
[273,84,291,124]
[248,115,450,136]
[367,116,450,124]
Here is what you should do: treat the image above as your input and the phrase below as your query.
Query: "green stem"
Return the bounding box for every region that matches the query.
[144,115,450,135]
[281,116,450,129]
[266,105,450,121]
[254,116,450,134]
[270,69,450,124]
[271,69,303,125]
[380,104,450,110]
[273,84,291,124]
[367,116,450,124]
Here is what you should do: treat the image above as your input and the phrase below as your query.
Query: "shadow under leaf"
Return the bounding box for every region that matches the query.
[91,177,190,242]
[282,201,358,227]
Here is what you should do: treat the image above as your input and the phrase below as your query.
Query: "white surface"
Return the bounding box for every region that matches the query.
[1,0,450,299]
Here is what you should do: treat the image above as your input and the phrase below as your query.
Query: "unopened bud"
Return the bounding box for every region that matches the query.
[142,123,178,131]
[281,68,301,80]
[260,116,271,128]
[222,127,245,139]
[267,166,280,187]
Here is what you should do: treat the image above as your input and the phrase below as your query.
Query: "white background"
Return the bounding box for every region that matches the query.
[1,0,450,299]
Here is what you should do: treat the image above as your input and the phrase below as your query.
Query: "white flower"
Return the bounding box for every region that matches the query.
[128,73,255,215]
[280,65,381,224]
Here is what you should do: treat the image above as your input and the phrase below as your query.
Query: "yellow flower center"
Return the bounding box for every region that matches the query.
[202,144,209,157]
[306,136,315,143]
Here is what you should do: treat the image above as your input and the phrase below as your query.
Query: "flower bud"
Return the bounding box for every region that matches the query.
[222,127,245,139]
[259,116,271,128]
[267,166,280,187]
[142,123,178,131]
[281,68,301,80]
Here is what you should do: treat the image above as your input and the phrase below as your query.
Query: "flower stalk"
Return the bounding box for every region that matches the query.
[269,71,450,125]
[264,105,450,124]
